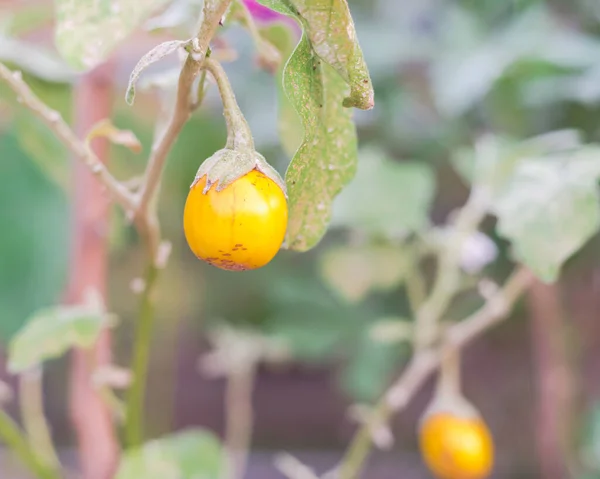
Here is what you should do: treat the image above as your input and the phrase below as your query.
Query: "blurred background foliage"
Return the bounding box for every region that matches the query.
[2,0,600,476]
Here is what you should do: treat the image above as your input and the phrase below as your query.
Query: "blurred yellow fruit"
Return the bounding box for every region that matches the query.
[419,412,494,479]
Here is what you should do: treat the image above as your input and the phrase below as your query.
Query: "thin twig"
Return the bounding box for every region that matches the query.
[337,266,535,479]
[18,369,60,470]
[0,410,61,479]
[0,62,135,212]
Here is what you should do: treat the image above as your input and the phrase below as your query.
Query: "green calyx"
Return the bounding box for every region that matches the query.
[191,148,286,195]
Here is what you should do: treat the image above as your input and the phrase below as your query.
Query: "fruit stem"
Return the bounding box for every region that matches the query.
[202,58,255,153]
[437,343,462,399]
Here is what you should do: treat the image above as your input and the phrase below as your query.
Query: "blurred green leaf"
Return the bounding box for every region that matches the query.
[260,23,303,158]
[340,334,403,402]
[0,134,68,341]
[522,64,600,107]
[331,147,435,238]
[265,279,360,361]
[431,5,600,116]
[144,0,203,33]
[493,147,600,282]
[8,302,110,373]
[0,37,75,83]
[115,429,224,479]
[320,243,410,303]
[451,131,583,193]
[54,0,170,71]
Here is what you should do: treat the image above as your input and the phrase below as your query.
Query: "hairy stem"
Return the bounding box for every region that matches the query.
[124,263,159,448]
[0,410,61,479]
[223,365,256,479]
[337,266,534,479]
[19,369,60,470]
[202,58,254,152]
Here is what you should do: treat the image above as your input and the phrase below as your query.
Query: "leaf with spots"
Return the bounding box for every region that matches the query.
[492,147,600,282]
[282,36,357,251]
[54,0,170,71]
[257,0,374,110]
[255,0,374,251]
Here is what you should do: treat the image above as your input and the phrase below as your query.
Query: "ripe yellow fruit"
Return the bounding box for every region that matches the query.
[419,412,494,479]
[183,168,287,271]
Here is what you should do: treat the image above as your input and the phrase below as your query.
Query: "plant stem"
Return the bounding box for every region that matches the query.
[136,0,233,215]
[337,266,534,479]
[0,410,61,479]
[202,58,254,152]
[223,365,256,479]
[527,279,576,479]
[414,187,490,350]
[18,369,60,470]
[124,263,159,448]
[405,254,427,316]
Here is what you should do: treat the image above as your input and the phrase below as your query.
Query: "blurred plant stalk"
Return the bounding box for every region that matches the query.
[65,60,120,479]
[527,280,579,479]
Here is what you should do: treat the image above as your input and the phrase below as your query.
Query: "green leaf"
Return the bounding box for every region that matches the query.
[125,39,189,105]
[257,0,374,110]
[331,148,435,239]
[493,147,600,282]
[320,243,410,303]
[8,303,110,373]
[256,0,374,251]
[280,34,358,251]
[115,429,224,479]
[54,0,171,71]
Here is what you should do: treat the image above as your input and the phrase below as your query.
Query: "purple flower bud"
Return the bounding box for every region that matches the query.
[243,0,284,22]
